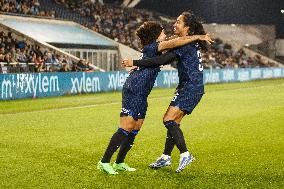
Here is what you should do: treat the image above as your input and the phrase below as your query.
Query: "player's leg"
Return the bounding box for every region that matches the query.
[163,106,195,173]
[163,106,187,153]
[149,106,184,168]
[114,119,143,171]
[98,116,136,174]
[101,116,136,163]
[162,111,184,155]
[164,93,204,172]
[117,119,143,164]
[162,107,184,156]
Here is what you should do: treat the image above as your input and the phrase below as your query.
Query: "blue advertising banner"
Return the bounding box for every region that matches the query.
[0,68,284,100]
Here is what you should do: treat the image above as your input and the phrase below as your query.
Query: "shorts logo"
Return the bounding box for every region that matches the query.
[172,92,179,102]
[121,108,131,114]
[198,64,204,71]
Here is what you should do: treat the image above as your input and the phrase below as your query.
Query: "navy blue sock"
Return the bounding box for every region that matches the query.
[116,130,139,163]
[163,124,179,156]
[164,121,188,154]
[101,128,129,163]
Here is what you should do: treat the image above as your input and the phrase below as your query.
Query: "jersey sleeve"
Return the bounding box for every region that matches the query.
[133,52,177,67]
[170,44,195,58]
[142,41,159,57]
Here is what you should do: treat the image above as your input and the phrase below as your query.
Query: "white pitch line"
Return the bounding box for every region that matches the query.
[0,83,283,116]
[0,96,171,116]
[208,83,284,93]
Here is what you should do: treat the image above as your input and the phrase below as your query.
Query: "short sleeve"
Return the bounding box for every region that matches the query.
[170,44,195,58]
[142,41,160,58]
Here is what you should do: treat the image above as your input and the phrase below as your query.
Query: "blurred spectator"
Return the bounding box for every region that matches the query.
[201,38,279,69]
[77,59,89,71]
[0,0,54,17]
[0,1,279,71]
[59,63,71,72]
[54,0,165,50]
[0,31,79,73]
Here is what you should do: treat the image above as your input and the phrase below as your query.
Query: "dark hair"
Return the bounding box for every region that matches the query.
[181,11,208,51]
[136,21,163,48]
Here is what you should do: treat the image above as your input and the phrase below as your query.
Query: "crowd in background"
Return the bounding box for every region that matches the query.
[53,0,279,68]
[0,31,97,73]
[0,0,281,72]
[0,0,55,17]
[201,38,279,69]
[54,0,166,50]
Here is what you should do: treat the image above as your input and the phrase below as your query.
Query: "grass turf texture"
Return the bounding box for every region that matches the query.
[0,79,284,188]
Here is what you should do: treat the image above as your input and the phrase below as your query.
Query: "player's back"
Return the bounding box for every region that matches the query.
[123,41,161,97]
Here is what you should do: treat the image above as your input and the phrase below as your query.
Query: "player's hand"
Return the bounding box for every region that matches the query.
[129,66,138,73]
[198,34,214,44]
[121,59,133,67]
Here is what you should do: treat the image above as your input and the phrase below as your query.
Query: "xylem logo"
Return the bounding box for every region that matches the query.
[163,71,179,87]
[1,74,59,99]
[1,79,13,99]
[25,74,59,95]
[71,73,101,93]
[108,72,129,90]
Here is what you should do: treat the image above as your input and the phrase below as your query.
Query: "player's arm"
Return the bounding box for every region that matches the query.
[165,35,179,40]
[121,52,177,67]
[158,34,213,52]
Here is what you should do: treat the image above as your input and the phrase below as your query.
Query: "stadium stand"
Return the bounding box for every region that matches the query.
[202,38,280,69]
[42,0,167,50]
[0,0,55,17]
[0,29,79,73]
[0,14,121,73]
[48,1,283,68]
[0,0,282,73]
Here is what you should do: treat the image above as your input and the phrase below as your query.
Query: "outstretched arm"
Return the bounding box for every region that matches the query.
[165,35,179,40]
[158,34,213,52]
[122,52,177,67]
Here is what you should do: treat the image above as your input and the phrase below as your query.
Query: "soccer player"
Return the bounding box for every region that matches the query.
[122,11,209,173]
[97,21,212,174]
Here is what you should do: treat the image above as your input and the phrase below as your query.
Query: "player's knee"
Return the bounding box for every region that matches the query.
[120,124,134,132]
[134,120,144,130]
[163,109,179,122]
[163,112,171,122]
[120,117,137,132]
[134,125,142,131]
[130,124,137,132]
[163,114,175,122]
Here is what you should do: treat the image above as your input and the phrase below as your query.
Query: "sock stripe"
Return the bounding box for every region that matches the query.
[131,130,139,135]
[118,128,129,136]
[163,120,178,128]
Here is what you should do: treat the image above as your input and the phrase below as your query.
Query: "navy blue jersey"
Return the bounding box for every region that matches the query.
[121,41,161,120]
[171,43,204,94]
[123,41,161,97]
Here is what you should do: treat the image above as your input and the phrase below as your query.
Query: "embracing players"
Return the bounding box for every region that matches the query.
[98,19,212,174]
[122,11,210,173]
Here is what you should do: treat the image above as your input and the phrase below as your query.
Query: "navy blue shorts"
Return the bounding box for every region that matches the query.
[120,88,147,121]
[170,89,203,115]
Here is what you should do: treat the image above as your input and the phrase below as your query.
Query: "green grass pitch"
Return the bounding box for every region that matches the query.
[0,79,284,188]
